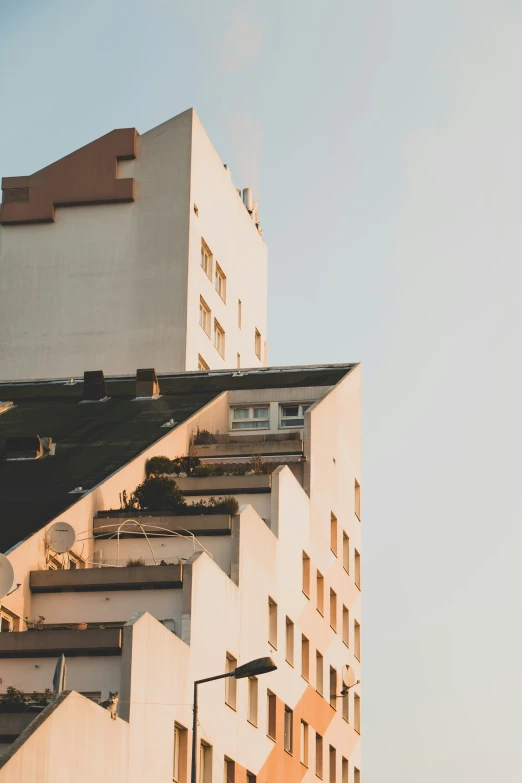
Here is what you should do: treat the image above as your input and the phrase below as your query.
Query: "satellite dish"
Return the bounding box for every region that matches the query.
[342,665,356,689]
[47,522,76,554]
[0,555,15,599]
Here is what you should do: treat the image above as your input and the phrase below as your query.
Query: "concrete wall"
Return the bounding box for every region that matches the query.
[0,692,129,783]
[0,657,121,702]
[0,110,193,381]
[185,112,268,371]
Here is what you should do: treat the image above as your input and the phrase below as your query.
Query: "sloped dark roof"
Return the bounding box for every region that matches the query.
[0,363,356,553]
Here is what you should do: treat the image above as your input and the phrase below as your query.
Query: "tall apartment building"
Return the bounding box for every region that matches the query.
[0,109,268,381]
[0,363,361,782]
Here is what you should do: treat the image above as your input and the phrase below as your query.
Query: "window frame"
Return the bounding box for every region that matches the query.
[213,318,225,358]
[267,690,277,740]
[247,676,258,727]
[254,328,262,360]
[285,616,294,666]
[215,262,227,302]
[225,653,237,710]
[198,354,210,372]
[284,705,293,754]
[201,239,213,279]
[279,402,312,430]
[229,405,270,432]
[300,720,309,767]
[268,597,278,649]
[199,297,211,338]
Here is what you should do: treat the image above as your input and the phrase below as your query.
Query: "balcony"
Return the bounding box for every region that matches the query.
[175,474,271,495]
[0,712,39,742]
[0,628,122,658]
[190,432,304,459]
[30,564,182,593]
[94,513,232,537]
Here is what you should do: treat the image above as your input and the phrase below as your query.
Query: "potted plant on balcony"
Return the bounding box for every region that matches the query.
[0,686,28,713]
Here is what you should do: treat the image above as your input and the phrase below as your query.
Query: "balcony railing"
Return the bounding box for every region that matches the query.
[30,564,182,593]
[93,513,232,537]
[0,628,122,658]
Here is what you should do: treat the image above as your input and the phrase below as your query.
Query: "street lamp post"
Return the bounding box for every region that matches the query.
[190,657,277,783]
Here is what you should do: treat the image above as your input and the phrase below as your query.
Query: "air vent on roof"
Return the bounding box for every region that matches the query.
[82,371,108,403]
[135,368,161,399]
[5,435,54,461]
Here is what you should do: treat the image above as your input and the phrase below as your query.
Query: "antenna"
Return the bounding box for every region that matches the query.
[0,555,15,599]
[47,521,76,554]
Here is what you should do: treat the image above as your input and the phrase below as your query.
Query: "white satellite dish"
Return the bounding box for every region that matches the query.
[47,522,76,554]
[0,555,15,599]
[342,665,357,689]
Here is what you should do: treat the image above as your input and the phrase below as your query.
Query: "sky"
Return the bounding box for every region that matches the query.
[1,0,522,780]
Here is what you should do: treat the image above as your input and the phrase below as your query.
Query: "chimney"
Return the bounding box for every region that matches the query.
[136,368,160,398]
[83,370,107,402]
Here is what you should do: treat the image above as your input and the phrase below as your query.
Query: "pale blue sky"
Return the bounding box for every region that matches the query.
[2,1,522,780]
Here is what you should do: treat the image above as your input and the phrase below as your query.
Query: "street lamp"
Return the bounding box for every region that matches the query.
[190,656,277,783]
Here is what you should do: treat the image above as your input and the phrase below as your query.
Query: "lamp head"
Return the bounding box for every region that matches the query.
[234,657,277,679]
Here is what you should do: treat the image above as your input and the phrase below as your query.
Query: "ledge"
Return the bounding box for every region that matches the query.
[175,474,271,495]
[94,513,232,537]
[0,629,122,658]
[190,439,304,459]
[30,564,182,593]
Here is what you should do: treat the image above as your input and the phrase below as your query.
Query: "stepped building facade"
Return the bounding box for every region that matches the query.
[0,112,362,783]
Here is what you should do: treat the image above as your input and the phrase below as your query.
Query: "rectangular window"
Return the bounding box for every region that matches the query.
[302,552,310,597]
[342,689,349,722]
[300,720,309,766]
[354,620,361,660]
[255,328,262,359]
[354,768,360,783]
[285,617,294,666]
[268,598,278,649]
[248,677,258,726]
[238,299,242,328]
[355,550,361,589]
[330,589,337,632]
[301,635,310,681]
[199,297,211,337]
[354,693,361,734]
[267,690,276,739]
[330,513,338,555]
[279,403,311,429]
[246,774,256,783]
[198,354,209,371]
[230,406,270,430]
[199,742,212,783]
[215,262,226,301]
[173,723,187,782]
[201,240,212,278]
[316,651,323,696]
[284,705,293,753]
[343,532,349,573]
[342,758,348,783]
[354,479,361,519]
[214,319,225,357]
[237,353,240,369]
[317,571,324,615]
[225,653,237,709]
[329,667,337,709]
[342,606,349,647]
[315,733,324,779]
[329,746,336,783]
[224,757,235,783]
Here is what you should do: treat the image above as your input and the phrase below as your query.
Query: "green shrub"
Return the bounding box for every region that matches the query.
[133,477,186,512]
[146,456,176,476]
[2,686,26,705]
[185,496,239,516]
[126,557,146,567]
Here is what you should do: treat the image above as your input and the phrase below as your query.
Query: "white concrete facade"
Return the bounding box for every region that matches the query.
[0,367,362,783]
[0,109,268,381]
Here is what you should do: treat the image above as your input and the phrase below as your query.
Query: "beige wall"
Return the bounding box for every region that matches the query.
[186,112,268,371]
[0,692,129,783]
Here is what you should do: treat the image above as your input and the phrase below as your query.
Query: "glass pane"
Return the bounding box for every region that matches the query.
[281,418,304,428]
[282,406,299,417]
[233,408,249,419]
[253,407,269,418]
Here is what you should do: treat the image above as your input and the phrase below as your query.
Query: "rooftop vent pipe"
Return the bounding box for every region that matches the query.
[242,188,253,213]
[136,368,160,398]
[83,371,107,402]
